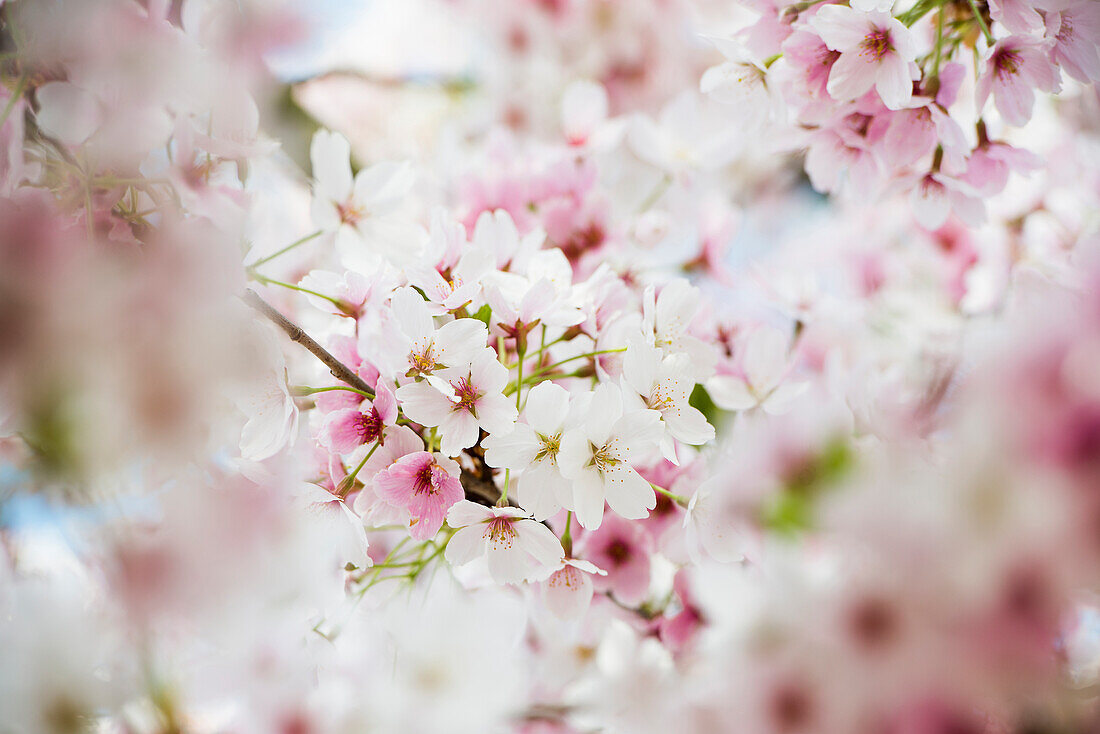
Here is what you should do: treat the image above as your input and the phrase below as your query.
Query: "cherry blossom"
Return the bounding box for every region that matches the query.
[809,6,919,111]
[374,451,464,540]
[542,557,607,620]
[977,38,1061,127]
[395,349,518,457]
[557,383,665,529]
[483,381,573,520]
[309,129,425,269]
[706,326,808,415]
[444,500,564,584]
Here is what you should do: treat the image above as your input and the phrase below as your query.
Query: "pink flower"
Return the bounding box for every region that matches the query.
[444,500,564,585]
[374,451,464,540]
[809,6,919,110]
[658,570,704,653]
[318,377,397,455]
[989,0,1043,35]
[882,101,967,170]
[1045,1,1100,84]
[977,38,1061,127]
[960,139,1041,197]
[579,513,653,606]
[353,424,424,527]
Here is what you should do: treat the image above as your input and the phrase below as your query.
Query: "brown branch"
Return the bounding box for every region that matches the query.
[243,288,375,398]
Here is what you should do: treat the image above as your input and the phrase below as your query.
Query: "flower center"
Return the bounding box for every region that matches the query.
[451,376,482,414]
[860,28,893,62]
[485,516,518,547]
[355,410,384,443]
[587,442,621,474]
[414,464,439,496]
[534,432,561,463]
[337,200,365,225]
[994,48,1023,77]
[408,339,438,375]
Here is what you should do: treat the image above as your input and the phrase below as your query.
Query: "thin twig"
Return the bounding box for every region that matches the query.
[242,288,375,398]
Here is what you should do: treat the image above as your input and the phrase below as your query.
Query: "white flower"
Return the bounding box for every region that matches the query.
[471,209,542,270]
[627,91,740,174]
[386,288,489,378]
[642,278,718,381]
[445,500,564,585]
[621,339,715,462]
[705,326,808,415]
[699,38,779,129]
[542,557,606,620]
[557,383,664,530]
[483,381,573,520]
[395,349,518,457]
[309,129,425,270]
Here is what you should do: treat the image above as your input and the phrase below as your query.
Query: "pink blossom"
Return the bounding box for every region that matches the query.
[809,6,919,110]
[579,513,653,606]
[960,139,1042,197]
[1045,1,1100,83]
[374,451,464,540]
[977,38,1061,127]
[658,570,704,653]
[989,0,1044,35]
[318,377,397,455]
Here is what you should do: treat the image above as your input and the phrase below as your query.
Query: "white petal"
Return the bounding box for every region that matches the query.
[586,382,623,446]
[705,375,758,411]
[483,423,539,469]
[439,410,481,456]
[433,319,490,368]
[664,405,716,445]
[523,381,570,435]
[310,129,353,203]
[445,524,487,565]
[544,566,594,620]
[517,521,565,568]
[447,499,494,528]
[743,327,789,393]
[811,5,871,51]
[571,470,607,530]
[603,465,656,520]
[395,381,454,428]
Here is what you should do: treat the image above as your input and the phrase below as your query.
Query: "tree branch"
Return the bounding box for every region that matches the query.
[243,288,375,398]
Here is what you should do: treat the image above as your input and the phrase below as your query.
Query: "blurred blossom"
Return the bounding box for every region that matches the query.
[0,0,1099,731]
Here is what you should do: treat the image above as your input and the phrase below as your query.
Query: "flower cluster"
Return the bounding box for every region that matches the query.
[703,0,1099,229]
[0,0,1098,733]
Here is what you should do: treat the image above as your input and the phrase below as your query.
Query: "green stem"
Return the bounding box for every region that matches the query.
[931,4,946,84]
[499,469,511,506]
[525,347,626,382]
[965,0,995,44]
[338,441,381,496]
[561,511,573,557]
[250,273,346,309]
[247,229,323,268]
[651,483,689,507]
[515,347,525,411]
